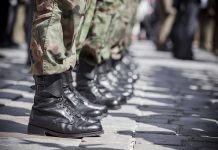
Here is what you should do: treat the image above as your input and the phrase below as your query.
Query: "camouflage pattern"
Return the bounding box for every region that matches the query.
[76,0,97,54]
[31,0,138,74]
[79,0,139,65]
[110,0,139,60]
[107,0,127,60]
[123,0,139,48]
[79,0,122,65]
[31,0,87,75]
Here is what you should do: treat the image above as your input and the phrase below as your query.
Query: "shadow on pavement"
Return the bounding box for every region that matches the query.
[0,120,27,134]
[115,66,218,149]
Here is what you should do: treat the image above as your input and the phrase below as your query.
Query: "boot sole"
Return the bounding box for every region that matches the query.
[92,114,107,120]
[108,105,121,110]
[28,124,104,138]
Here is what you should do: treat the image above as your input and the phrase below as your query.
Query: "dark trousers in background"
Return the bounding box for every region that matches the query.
[213,3,218,55]
[0,0,19,47]
[0,0,10,46]
[25,0,34,65]
[171,0,200,60]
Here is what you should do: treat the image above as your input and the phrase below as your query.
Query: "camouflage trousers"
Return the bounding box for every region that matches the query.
[31,0,96,75]
[110,0,138,60]
[80,0,139,65]
[31,0,138,75]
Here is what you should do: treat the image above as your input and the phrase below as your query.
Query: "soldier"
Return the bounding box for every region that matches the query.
[76,0,137,109]
[28,0,105,138]
[75,0,124,109]
[28,0,138,138]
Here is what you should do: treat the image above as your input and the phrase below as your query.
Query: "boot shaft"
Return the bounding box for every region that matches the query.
[77,59,96,78]
[34,74,63,98]
[97,59,113,75]
[76,59,97,87]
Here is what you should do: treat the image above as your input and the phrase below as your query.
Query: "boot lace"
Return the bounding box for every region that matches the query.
[57,97,88,121]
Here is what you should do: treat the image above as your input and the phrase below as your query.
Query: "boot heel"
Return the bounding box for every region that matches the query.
[28,124,46,136]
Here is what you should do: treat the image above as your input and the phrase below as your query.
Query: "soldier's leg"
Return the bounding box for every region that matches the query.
[108,0,139,79]
[31,0,83,75]
[76,0,122,109]
[28,0,103,138]
[106,0,139,60]
[95,0,137,102]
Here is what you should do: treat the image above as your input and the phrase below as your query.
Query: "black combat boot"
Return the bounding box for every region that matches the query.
[98,60,133,100]
[111,58,138,84]
[62,70,108,119]
[28,74,103,138]
[96,60,132,103]
[76,59,121,110]
[122,51,138,72]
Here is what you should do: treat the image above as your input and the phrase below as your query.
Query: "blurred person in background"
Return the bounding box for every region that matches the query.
[213,1,218,55]
[199,0,216,51]
[155,0,176,51]
[171,0,201,60]
[0,0,19,48]
[135,0,157,41]
[0,0,34,64]
[0,0,9,48]
[21,0,34,66]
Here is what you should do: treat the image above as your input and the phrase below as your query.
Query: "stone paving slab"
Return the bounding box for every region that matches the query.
[80,134,134,150]
[0,92,22,100]
[134,133,187,146]
[135,123,179,135]
[0,137,81,150]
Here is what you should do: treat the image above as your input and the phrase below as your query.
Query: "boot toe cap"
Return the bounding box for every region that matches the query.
[87,110,103,118]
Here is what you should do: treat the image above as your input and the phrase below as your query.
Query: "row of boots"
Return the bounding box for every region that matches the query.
[28,55,138,138]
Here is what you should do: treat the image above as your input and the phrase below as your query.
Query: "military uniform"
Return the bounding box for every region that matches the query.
[28,0,138,138]
[76,0,138,65]
[31,0,88,75]
[29,0,104,138]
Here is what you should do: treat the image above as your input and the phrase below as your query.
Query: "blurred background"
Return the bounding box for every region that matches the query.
[132,0,218,60]
[0,0,218,62]
[0,0,33,65]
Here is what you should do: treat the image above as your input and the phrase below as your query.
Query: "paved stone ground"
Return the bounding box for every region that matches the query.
[0,41,218,150]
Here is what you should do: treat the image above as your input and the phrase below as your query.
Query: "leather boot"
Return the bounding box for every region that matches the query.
[98,73,133,101]
[28,74,103,138]
[62,70,108,119]
[96,60,129,103]
[112,58,138,84]
[76,59,121,110]
[123,51,138,71]
[98,59,133,92]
